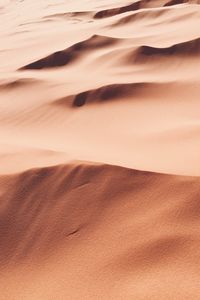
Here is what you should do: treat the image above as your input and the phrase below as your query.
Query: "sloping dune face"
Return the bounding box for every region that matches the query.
[1,162,200,299]
[0,0,200,299]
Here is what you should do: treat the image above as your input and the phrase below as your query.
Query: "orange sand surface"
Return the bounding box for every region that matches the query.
[0,0,200,299]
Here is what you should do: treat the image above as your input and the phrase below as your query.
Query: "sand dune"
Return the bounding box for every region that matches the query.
[93,0,190,18]
[1,162,200,299]
[137,37,200,56]
[20,35,119,70]
[0,0,200,299]
[20,35,200,70]
[54,82,150,107]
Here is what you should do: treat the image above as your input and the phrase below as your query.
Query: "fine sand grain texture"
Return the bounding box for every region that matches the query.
[0,0,200,299]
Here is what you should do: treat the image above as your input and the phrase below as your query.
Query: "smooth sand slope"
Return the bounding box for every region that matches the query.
[0,0,200,299]
[1,162,200,299]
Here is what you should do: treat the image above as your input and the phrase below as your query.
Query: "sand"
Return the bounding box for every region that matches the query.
[0,0,200,299]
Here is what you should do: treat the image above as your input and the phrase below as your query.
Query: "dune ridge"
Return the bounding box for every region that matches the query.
[53,82,151,108]
[20,35,119,70]
[164,0,188,6]
[93,0,193,19]
[137,37,200,56]
[110,5,199,27]
[19,35,200,71]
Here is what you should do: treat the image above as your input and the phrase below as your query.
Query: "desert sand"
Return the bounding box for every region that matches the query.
[0,0,200,299]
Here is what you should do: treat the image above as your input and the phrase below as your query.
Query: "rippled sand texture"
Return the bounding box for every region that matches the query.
[0,0,200,299]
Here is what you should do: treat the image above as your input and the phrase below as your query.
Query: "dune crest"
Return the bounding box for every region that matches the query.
[138,37,200,56]
[20,35,119,70]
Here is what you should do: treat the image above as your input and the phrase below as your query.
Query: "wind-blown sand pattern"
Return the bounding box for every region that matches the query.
[0,0,200,299]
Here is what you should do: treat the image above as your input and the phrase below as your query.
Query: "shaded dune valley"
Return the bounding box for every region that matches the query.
[0,0,200,299]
